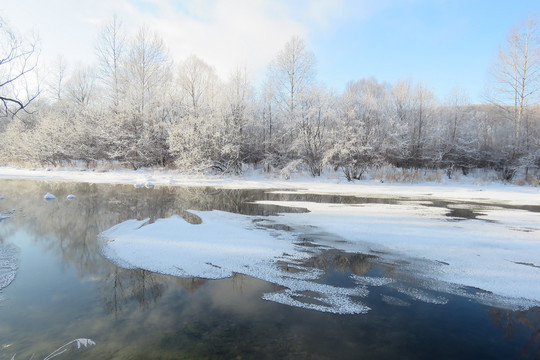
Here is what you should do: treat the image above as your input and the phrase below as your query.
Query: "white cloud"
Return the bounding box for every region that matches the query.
[137,0,308,80]
[0,0,383,83]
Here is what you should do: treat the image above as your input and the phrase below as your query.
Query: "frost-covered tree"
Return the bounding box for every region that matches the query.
[217,67,253,172]
[266,36,316,169]
[46,55,68,101]
[168,56,221,172]
[257,77,279,170]
[431,88,480,176]
[409,82,435,166]
[65,65,96,108]
[387,79,414,166]
[124,26,170,113]
[490,16,540,147]
[326,79,388,180]
[111,26,172,168]
[0,110,37,163]
[293,86,333,176]
[387,79,435,168]
[271,36,315,123]
[176,55,219,119]
[96,15,126,110]
[488,16,540,178]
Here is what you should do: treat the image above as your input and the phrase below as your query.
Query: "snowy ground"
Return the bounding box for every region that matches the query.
[2,165,539,313]
[0,166,538,205]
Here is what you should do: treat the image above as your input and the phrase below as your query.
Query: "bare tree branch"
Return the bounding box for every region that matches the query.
[0,17,40,117]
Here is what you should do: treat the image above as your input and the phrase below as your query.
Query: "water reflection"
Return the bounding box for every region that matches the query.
[101,267,167,318]
[490,307,540,359]
[0,179,538,359]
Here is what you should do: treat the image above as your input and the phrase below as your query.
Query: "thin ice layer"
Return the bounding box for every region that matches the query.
[0,243,19,296]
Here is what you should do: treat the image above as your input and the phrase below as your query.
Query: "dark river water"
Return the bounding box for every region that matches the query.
[0,179,538,359]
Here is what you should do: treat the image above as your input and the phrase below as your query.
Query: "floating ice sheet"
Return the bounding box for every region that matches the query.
[100,199,540,313]
[99,211,371,314]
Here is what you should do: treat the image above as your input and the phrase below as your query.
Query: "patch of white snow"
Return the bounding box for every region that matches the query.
[255,200,540,309]
[99,211,371,314]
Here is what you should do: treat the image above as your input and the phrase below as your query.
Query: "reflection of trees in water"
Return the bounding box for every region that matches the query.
[2,180,377,320]
[300,249,378,275]
[101,267,169,318]
[0,180,300,317]
[490,307,540,359]
[0,218,17,244]
[130,269,165,310]
[175,277,209,293]
[102,267,128,319]
[0,181,270,273]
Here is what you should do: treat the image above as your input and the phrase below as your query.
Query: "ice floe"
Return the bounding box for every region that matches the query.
[44,192,56,200]
[99,198,540,313]
[99,211,372,314]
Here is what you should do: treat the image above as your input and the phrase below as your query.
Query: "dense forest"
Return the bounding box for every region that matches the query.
[1,16,539,182]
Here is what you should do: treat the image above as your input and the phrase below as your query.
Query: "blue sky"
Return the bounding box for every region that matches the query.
[311,1,540,103]
[1,0,538,103]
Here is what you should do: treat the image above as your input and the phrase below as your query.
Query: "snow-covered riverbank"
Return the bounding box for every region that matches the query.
[0,166,538,206]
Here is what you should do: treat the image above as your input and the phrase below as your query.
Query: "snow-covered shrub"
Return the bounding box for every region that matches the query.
[280,159,303,180]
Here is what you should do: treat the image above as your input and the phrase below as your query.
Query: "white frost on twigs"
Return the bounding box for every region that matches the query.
[42,338,96,360]
[74,338,96,349]
[9,338,96,360]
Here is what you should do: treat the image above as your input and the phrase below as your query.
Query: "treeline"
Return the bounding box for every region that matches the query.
[0,17,539,181]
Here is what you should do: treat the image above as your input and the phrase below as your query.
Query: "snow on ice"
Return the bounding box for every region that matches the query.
[254,200,540,309]
[99,200,540,313]
[99,210,371,314]
[44,192,56,200]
